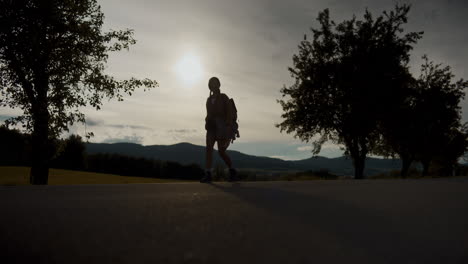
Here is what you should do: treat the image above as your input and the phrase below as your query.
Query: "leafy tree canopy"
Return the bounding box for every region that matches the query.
[278,4,423,178]
[411,56,468,175]
[0,0,157,137]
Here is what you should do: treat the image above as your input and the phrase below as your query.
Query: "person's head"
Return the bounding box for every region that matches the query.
[208,77,221,95]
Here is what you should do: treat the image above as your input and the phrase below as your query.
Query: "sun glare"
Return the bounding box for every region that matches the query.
[174,54,203,85]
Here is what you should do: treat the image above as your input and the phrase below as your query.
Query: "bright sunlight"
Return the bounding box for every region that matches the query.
[174,53,203,85]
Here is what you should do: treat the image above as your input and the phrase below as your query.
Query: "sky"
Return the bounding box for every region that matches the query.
[1,0,468,160]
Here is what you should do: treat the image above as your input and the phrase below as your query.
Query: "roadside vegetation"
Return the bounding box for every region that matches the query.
[0,127,204,182]
[0,166,187,186]
[2,126,467,185]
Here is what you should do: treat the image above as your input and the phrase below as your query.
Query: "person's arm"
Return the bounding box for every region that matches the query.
[223,94,233,126]
[205,98,212,131]
[205,98,210,121]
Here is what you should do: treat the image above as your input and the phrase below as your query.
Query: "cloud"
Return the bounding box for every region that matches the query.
[297,146,313,152]
[269,155,298,161]
[85,118,151,130]
[167,128,200,143]
[102,134,144,144]
[108,124,151,130]
[168,129,198,133]
[85,118,103,126]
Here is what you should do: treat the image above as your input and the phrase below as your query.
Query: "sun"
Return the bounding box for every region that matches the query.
[174,53,203,85]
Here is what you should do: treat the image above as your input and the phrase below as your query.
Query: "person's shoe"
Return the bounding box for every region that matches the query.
[200,171,212,183]
[228,168,239,182]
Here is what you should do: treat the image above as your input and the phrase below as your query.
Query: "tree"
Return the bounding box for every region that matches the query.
[411,56,467,176]
[278,4,422,178]
[431,125,468,176]
[0,125,31,166]
[0,0,157,184]
[52,134,86,170]
[373,76,419,178]
[374,56,467,178]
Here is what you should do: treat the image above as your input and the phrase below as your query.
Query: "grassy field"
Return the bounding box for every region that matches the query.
[0,166,188,185]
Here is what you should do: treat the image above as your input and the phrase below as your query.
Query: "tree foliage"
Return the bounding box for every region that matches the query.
[0,0,157,135]
[406,57,466,175]
[0,0,157,184]
[278,4,422,178]
[376,56,468,177]
[0,125,31,166]
[52,134,86,170]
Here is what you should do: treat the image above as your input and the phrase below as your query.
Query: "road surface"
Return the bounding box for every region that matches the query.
[1,179,468,263]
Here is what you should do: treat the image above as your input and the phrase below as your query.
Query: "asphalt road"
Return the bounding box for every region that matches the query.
[1,179,468,264]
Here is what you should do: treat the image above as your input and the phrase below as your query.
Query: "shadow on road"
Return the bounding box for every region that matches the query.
[210,182,435,263]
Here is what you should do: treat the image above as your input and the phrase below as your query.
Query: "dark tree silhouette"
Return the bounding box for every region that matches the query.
[431,125,468,176]
[0,0,157,184]
[0,125,31,166]
[412,56,467,176]
[278,5,422,179]
[377,56,467,177]
[52,134,86,170]
[86,153,204,180]
[374,76,419,178]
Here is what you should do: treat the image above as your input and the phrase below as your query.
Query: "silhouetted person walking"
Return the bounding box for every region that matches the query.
[201,77,238,183]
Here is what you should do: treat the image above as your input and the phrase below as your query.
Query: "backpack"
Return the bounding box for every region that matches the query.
[227,98,240,143]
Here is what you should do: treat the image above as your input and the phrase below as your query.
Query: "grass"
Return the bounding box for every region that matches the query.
[0,166,188,185]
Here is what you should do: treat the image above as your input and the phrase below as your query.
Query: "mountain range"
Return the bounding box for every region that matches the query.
[85,142,403,177]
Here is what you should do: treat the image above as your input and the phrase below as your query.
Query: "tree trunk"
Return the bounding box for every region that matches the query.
[400,157,412,178]
[348,138,367,180]
[354,156,365,179]
[30,104,49,185]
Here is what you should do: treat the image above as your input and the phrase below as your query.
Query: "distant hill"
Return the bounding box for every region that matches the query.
[85,142,402,176]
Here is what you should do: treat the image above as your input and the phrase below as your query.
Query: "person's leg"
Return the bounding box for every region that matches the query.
[218,139,239,181]
[205,133,216,170]
[217,139,232,169]
[201,133,216,183]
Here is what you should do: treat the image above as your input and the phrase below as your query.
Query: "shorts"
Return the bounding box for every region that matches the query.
[206,118,232,141]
